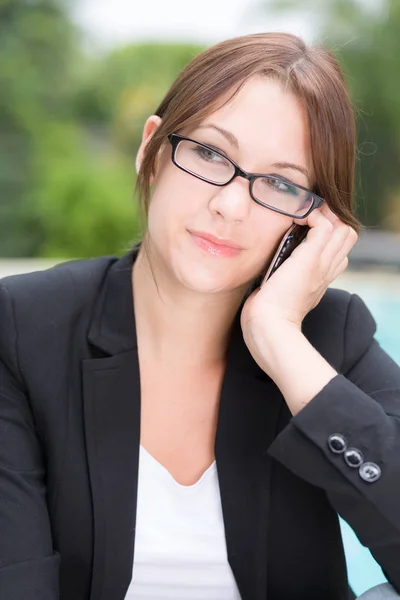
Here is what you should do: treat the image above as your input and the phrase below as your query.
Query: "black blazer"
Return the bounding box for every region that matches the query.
[1,245,400,600]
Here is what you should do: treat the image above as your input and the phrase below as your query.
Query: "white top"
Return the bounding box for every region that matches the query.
[125,444,242,599]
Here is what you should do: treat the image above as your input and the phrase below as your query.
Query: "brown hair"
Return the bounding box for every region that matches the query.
[136,32,362,233]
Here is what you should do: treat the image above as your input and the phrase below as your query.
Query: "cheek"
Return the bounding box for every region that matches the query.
[250,212,292,269]
[147,169,210,232]
[147,189,190,233]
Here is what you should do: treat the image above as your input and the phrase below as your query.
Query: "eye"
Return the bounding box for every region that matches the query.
[194,145,229,165]
[266,177,300,195]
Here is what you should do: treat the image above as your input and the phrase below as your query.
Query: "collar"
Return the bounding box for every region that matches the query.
[87,244,139,355]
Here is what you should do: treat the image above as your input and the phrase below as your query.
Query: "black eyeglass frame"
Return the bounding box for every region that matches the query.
[168,133,324,219]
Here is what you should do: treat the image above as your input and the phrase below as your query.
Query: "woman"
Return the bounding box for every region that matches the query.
[0,32,399,600]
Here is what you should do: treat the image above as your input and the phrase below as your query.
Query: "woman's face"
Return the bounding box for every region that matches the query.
[138,76,315,294]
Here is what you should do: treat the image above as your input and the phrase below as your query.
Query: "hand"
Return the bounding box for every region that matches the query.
[240,204,358,371]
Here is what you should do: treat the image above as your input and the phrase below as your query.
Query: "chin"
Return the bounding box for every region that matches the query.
[170,254,249,295]
[176,267,230,293]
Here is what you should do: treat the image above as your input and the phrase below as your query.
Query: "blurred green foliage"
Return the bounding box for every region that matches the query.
[1,0,400,258]
[0,0,78,256]
[34,42,203,258]
[0,0,203,257]
[267,0,400,231]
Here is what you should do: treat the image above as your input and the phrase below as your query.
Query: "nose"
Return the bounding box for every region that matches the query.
[208,176,252,223]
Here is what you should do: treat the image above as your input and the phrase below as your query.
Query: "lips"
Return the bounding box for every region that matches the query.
[189,230,242,257]
[189,230,242,250]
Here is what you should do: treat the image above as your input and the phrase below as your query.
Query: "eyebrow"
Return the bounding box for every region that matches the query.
[271,162,310,180]
[197,124,310,181]
[197,124,239,149]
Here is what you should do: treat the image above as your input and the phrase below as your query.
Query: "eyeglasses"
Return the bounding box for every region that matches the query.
[168,133,324,219]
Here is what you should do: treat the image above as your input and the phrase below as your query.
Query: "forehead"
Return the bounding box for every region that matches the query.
[195,76,313,171]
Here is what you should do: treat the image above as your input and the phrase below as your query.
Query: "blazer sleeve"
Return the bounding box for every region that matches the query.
[0,283,59,599]
[267,293,400,592]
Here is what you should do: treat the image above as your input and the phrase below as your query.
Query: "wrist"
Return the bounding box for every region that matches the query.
[258,326,337,415]
[255,320,304,375]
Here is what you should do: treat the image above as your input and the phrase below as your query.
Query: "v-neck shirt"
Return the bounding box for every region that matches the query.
[124,444,242,599]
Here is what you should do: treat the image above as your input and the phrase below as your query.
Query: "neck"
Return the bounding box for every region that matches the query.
[132,243,248,368]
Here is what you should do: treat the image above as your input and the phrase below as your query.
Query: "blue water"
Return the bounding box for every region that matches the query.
[339,289,400,596]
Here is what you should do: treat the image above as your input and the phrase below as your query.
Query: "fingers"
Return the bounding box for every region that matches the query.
[320,202,341,224]
[332,256,349,280]
[294,203,358,282]
[319,205,358,271]
[299,208,335,254]
[325,225,357,275]
[306,205,357,252]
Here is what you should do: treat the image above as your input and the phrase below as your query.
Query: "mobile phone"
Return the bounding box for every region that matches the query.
[262,224,310,283]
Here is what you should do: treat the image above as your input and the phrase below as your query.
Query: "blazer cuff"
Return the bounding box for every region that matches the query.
[267,374,392,493]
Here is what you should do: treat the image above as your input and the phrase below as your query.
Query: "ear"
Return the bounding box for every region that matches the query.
[135,115,162,177]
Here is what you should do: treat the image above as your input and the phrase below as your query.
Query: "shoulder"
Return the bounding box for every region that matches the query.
[0,256,118,311]
[303,287,377,372]
[0,256,118,296]
[308,287,377,337]
[0,255,118,372]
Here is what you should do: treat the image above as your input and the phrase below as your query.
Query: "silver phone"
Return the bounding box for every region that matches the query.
[262,224,310,283]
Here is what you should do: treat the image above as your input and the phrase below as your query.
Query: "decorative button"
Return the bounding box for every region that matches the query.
[359,462,381,483]
[343,447,364,468]
[327,434,347,454]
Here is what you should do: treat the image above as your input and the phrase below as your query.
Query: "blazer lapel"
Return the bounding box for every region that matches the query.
[82,351,140,600]
[216,315,284,600]
[83,247,141,600]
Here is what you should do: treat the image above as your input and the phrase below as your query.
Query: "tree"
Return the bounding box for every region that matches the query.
[72,42,204,155]
[34,41,205,259]
[0,0,204,258]
[0,0,79,256]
